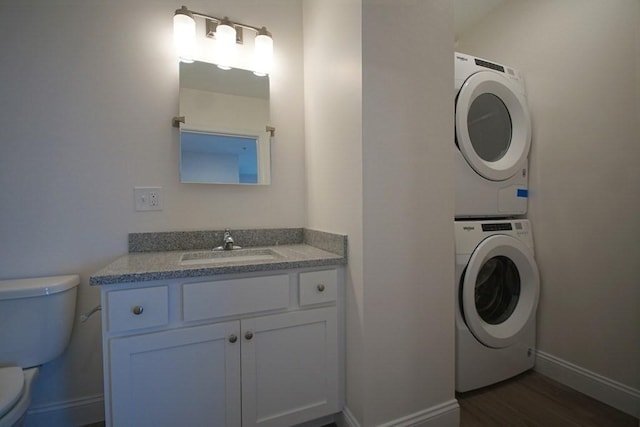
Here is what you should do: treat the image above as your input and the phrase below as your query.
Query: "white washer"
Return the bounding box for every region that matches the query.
[455,52,532,218]
[455,219,540,392]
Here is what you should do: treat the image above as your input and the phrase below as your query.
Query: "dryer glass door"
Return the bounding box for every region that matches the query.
[468,94,512,162]
[462,235,539,348]
[456,71,531,181]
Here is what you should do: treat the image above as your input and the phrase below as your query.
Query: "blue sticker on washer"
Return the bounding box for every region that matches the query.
[517,189,528,198]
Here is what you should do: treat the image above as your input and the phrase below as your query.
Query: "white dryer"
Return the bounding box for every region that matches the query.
[455,52,532,218]
[455,219,540,392]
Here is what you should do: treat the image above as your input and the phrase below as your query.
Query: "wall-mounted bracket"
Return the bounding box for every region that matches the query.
[172,116,185,128]
[266,126,275,137]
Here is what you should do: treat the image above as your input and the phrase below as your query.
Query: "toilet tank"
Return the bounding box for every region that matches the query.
[0,275,79,368]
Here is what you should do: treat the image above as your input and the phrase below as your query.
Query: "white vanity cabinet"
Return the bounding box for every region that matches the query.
[101,268,342,427]
[109,321,241,426]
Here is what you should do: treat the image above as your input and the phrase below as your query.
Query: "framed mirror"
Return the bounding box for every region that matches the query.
[178,61,271,185]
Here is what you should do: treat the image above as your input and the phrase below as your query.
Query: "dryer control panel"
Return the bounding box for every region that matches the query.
[479,221,530,232]
[481,223,512,231]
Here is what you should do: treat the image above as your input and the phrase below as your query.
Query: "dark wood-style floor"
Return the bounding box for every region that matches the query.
[457,371,638,427]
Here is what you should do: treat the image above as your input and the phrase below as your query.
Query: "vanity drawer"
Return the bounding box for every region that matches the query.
[107,286,169,333]
[299,269,337,306]
[182,274,290,322]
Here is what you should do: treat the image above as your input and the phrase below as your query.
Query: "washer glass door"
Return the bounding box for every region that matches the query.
[461,235,539,348]
[456,71,531,181]
[475,255,521,325]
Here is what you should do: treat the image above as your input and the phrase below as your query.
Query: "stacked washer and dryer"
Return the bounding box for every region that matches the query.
[453,52,540,392]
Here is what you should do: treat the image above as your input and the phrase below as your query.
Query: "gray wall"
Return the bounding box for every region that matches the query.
[456,0,640,391]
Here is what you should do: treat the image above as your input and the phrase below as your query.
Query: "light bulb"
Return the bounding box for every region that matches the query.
[173,6,196,63]
[215,19,236,70]
[253,28,273,76]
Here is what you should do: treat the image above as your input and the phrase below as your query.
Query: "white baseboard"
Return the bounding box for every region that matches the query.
[24,394,104,427]
[535,350,640,419]
[296,413,339,427]
[341,400,459,427]
[341,407,360,427]
[22,395,462,427]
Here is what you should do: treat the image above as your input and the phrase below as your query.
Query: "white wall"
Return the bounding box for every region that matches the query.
[361,2,455,424]
[304,1,456,425]
[456,0,640,392]
[2,0,458,425]
[0,0,305,422]
[303,0,365,422]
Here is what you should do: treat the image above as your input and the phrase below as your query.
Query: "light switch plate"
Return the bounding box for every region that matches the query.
[134,187,162,211]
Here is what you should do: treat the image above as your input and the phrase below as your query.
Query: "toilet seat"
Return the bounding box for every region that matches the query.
[0,366,24,419]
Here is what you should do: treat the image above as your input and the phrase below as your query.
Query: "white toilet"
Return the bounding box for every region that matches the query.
[0,275,79,427]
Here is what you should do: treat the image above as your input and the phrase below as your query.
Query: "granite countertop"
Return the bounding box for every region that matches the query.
[90,228,347,286]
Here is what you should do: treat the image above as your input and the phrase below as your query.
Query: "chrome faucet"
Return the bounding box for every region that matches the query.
[223,229,235,250]
[212,229,242,251]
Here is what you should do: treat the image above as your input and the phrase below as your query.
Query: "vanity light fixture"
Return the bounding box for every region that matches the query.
[173,6,196,63]
[172,5,274,75]
[214,17,236,70]
[253,27,273,76]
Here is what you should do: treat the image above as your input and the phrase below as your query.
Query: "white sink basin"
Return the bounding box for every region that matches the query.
[180,248,284,266]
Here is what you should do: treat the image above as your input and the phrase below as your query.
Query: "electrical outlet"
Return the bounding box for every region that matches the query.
[149,190,160,208]
[134,187,163,211]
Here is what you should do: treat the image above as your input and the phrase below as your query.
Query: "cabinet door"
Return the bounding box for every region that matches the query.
[241,307,339,427]
[109,322,241,427]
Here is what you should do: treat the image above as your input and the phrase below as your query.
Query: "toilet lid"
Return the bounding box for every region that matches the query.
[0,367,24,419]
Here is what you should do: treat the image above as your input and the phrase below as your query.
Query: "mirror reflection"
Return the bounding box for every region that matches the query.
[179,61,271,185]
[180,131,259,184]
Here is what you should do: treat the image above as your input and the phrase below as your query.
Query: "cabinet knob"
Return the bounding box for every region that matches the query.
[245,331,254,340]
[132,305,144,315]
[317,284,325,292]
[228,334,238,344]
